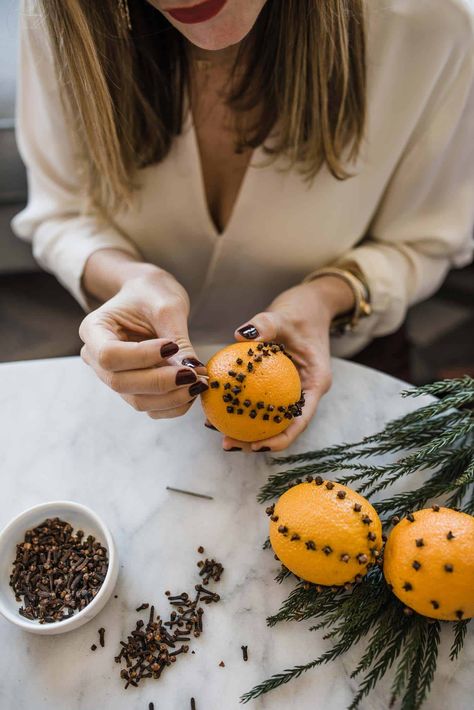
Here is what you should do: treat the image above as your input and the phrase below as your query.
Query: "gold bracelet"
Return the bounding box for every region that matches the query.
[302,266,372,334]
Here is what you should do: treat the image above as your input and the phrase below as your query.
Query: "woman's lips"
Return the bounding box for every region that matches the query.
[166,0,228,24]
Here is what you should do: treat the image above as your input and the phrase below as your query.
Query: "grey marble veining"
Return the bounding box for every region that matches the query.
[0,355,471,710]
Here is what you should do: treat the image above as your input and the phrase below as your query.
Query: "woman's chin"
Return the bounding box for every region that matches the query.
[176,22,254,51]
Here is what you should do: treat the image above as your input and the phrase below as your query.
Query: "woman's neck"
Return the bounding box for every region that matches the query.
[187,41,240,69]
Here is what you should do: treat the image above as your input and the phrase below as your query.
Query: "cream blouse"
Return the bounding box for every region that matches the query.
[12,0,474,356]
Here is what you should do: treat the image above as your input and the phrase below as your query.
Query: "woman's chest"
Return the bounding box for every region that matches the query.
[191,89,253,235]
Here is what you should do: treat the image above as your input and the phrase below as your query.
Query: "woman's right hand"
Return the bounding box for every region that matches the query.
[79,267,209,419]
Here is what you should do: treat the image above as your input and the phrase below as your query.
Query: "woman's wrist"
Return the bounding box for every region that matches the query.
[82,248,166,302]
[302,275,356,323]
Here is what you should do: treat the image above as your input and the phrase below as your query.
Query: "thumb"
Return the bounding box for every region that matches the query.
[234,312,282,344]
[151,307,207,375]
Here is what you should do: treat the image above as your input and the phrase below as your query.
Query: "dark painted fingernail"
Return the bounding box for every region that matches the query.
[182,357,204,368]
[238,324,259,340]
[225,447,242,452]
[204,422,218,431]
[161,341,179,358]
[176,369,197,386]
[255,446,271,452]
[189,381,209,397]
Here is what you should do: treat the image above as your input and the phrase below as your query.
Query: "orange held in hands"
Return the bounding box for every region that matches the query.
[383,507,474,621]
[200,342,303,442]
[268,480,382,586]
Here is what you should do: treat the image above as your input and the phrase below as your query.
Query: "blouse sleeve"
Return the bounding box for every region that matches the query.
[331,18,474,358]
[11,1,141,311]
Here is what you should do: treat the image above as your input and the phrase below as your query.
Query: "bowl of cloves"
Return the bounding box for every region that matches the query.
[0,500,118,634]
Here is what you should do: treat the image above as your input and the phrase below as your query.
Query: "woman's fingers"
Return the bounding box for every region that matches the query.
[80,306,206,375]
[121,385,200,413]
[86,337,181,371]
[146,403,193,420]
[234,311,280,343]
[81,353,209,397]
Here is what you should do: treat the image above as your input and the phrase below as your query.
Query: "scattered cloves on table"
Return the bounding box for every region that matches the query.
[98,627,106,648]
[9,517,109,624]
[241,645,249,661]
[116,553,224,689]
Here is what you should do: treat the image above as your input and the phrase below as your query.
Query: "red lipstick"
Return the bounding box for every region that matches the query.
[167,0,228,25]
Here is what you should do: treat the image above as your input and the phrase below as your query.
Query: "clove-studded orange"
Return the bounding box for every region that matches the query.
[383,507,474,621]
[268,480,382,586]
[201,342,303,442]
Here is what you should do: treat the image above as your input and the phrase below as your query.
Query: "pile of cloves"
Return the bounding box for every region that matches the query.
[9,517,108,623]
[116,550,223,689]
[197,557,224,584]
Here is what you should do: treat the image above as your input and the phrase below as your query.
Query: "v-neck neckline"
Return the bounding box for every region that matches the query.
[186,109,257,239]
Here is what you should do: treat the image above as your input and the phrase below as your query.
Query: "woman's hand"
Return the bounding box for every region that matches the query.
[214,276,355,452]
[79,265,209,419]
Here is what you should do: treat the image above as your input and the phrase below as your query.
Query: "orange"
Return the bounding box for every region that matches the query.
[268,480,382,586]
[383,507,474,620]
[201,342,303,442]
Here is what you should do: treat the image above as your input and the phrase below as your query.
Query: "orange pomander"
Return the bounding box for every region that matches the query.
[268,480,382,586]
[383,507,474,620]
[200,342,303,442]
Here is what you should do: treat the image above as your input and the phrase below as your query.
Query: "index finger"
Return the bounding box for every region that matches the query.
[79,317,179,371]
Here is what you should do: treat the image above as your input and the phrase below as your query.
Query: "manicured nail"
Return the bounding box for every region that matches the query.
[189,381,209,397]
[161,341,179,358]
[204,422,218,431]
[176,369,197,386]
[225,447,242,452]
[255,446,271,452]
[182,357,204,368]
[238,324,259,340]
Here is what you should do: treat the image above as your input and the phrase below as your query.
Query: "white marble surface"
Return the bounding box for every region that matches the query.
[0,355,472,710]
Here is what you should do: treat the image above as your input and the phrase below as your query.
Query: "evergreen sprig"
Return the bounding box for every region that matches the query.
[258,377,474,520]
[243,377,473,708]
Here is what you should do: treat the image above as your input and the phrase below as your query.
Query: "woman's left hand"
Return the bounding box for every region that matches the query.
[213,276,355,452]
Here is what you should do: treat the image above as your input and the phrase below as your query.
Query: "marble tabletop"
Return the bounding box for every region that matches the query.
[0,354,472,710]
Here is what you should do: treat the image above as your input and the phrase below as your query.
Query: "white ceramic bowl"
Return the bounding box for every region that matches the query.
[0,501,119,634]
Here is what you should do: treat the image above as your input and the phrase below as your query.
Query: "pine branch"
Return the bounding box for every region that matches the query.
[348,624,412,710]
[403,376,474,399]
[373,448,472,519]
[275,566,293,584]
[414,621,440,709]
[398,621,428,710]
[350,604,402,678]
[240,639,349,704]
[450,620,470,661]
[389,617,426,704]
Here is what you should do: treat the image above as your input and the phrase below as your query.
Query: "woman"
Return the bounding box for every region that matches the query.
[13,0,474,452]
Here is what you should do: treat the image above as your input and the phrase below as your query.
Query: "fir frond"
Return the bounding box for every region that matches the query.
[450,620,470,661]
[275,566,293,584]
[413,621,440,709]
[403,376,474,399]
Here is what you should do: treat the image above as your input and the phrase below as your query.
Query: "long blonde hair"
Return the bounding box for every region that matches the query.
[41,0,367,211]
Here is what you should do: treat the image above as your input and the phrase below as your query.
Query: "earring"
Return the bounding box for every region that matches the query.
[118,0,132,31]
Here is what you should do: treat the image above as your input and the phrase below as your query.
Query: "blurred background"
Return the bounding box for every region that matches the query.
[1,0,473,382]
